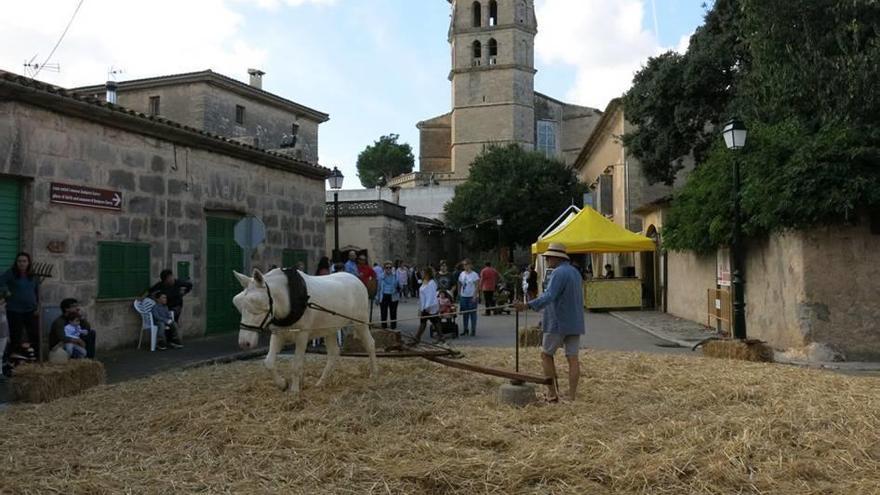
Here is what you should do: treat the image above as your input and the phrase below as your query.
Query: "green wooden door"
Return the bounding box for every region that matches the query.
[206,217,243,334]
[0,179,21,268]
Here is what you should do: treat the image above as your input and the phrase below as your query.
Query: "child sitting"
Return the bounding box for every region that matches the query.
[150,292,183,350]
[62,315,89,359]
[438,290,454,316]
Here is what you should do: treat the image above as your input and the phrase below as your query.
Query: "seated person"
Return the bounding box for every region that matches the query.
[603,264,615,279]
[438,290,454,317]
[49,298,97,359]
[150,292,183,350]
[62,315,89,359]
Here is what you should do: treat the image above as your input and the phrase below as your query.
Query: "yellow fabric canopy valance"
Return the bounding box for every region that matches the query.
[532,207,656,254]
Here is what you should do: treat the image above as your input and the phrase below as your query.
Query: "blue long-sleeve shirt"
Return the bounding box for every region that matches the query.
[527,261,585,335]
[0,269,39,313]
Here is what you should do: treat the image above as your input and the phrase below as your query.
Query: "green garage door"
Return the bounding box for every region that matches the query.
[0,179,21,268]
[206,217,243,334]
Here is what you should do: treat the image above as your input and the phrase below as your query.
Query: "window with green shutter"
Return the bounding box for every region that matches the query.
[98,242,151,299]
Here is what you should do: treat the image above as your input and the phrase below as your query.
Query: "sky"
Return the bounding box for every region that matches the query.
[0,0,708,188]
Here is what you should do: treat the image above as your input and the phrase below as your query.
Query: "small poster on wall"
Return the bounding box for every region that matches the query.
[716,247,731,287]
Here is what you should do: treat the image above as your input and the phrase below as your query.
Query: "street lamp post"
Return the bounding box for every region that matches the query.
[328,167,344,261]
[722,118,748,340]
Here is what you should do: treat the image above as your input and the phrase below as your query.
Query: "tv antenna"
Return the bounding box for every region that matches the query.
[107,66,124,81]
[23,54,60,78]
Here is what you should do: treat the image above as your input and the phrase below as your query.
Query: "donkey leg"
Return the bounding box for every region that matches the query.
[356,323,378,379]
[264,334,287,390]
[315,333,340,388]
[288,331,311,394]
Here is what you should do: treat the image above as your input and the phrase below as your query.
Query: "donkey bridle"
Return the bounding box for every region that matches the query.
[239,269,309,332]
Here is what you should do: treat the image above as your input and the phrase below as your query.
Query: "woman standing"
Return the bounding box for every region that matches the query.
[457,259,480,337]
[395,260,409,302]
[315,256,331,275]
[0,253,41,361]
[375,261,401,331]
[412,266,440,344]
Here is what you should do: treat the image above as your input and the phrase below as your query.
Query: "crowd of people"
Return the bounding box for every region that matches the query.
[307,250,545,347]
[0,251,194,376]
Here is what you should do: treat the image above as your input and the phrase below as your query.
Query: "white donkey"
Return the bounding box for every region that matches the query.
[233,268,378,394]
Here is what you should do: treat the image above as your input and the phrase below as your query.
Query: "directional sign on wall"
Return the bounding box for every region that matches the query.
[50,182,122,211]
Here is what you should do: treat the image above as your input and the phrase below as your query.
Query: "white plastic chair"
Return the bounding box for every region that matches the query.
[133,299,158,352]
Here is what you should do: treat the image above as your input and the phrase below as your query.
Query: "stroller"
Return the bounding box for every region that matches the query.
[431,290,459,341]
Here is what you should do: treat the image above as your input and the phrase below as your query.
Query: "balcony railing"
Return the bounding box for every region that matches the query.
[325,200,406,221]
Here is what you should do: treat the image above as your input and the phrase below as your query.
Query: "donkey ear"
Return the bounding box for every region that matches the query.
[233,271,252,289]
[252,269,265,286]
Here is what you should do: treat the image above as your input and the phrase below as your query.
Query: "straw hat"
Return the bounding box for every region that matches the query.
[543,242,570,260]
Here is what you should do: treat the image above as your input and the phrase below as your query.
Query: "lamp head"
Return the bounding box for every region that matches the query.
[722,118,748,150]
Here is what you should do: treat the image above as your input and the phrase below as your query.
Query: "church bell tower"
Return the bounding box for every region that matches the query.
[447,0,537,177]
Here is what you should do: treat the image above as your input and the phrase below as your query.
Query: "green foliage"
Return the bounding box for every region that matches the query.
[444,145,587,251]
[624,0,880,252]
[355,134,415,188]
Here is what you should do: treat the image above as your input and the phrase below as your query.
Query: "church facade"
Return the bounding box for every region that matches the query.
[402,0,601,187]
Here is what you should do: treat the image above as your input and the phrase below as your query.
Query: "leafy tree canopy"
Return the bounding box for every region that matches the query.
[444,145,587,251]
[356,134,415,188]
[623,0,880,253]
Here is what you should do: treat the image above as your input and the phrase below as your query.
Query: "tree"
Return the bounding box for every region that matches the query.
[355,134,415,188]
[623,0,880,253]
[444,145,587,251]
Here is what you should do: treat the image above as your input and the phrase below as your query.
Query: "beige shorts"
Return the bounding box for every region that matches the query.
[542,333,581,357]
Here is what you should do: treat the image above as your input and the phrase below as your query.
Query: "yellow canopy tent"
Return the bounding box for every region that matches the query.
[531,207,655,255]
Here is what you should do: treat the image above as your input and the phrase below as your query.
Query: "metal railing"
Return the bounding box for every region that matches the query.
[324,200,406,221]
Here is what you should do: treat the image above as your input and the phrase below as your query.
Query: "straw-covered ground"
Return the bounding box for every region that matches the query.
[2,349,880,494]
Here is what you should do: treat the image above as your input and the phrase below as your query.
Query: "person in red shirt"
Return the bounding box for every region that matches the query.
[356,254,378,300]
[479,261,501,315]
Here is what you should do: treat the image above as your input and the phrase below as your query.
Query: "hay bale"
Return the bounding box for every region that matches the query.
[10,359,105,403]
[702,338,774,362]
[518,326,542,347]
[342,329,398,353]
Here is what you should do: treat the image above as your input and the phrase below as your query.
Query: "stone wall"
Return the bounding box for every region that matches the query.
[798,221,880,360]
[666,250,717,326]
[666,221,880,358]
[325,214,408,266]
[111,83,206,130]
[0,100,326,350]
[202,84,320,163]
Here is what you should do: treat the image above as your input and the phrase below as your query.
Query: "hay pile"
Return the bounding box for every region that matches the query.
[518,325,542,347]
[2,349,880,494]
[10,359,105,403]
[703,338,774,362]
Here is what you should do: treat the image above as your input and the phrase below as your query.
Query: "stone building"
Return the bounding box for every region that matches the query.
[323,198,450,268]
[0,70,329,350]
[400,0,601,188]
[572,99,679,307]
[72,69,328,164]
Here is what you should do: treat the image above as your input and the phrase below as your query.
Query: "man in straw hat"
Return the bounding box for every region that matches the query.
[514,242,585,402]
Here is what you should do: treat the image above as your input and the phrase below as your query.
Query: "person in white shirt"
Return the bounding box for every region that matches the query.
[457,260,480,337]
[412,267,441,344]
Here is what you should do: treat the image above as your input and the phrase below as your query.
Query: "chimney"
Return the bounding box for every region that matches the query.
[247,68,265,90]
[105,80,118,104]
